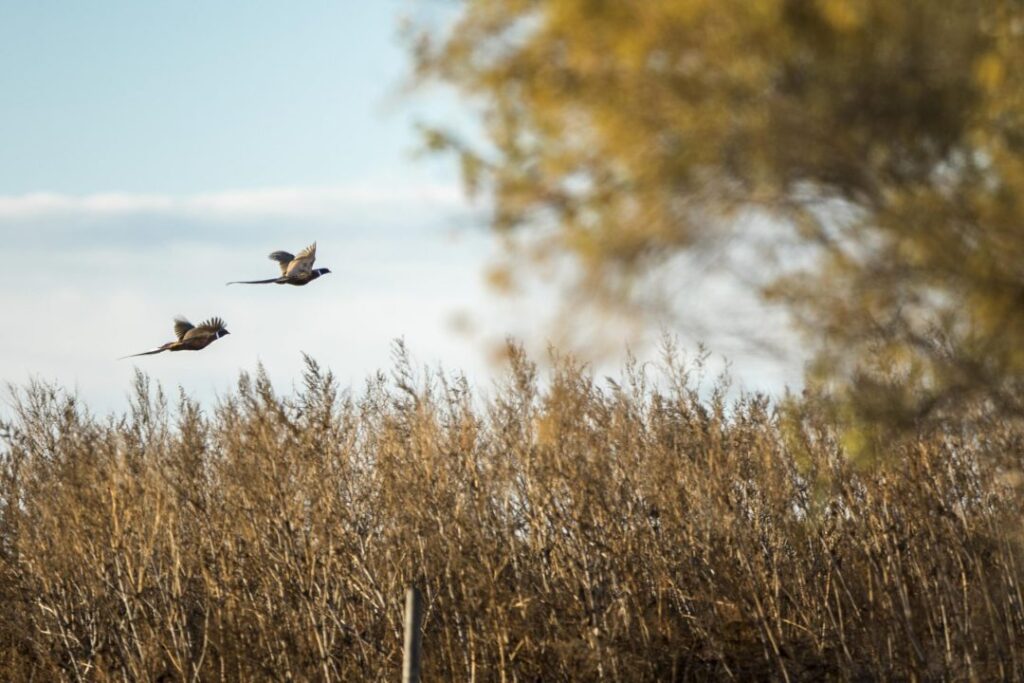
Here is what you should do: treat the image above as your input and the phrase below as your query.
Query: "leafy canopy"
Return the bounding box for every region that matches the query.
[412,0,1024,431]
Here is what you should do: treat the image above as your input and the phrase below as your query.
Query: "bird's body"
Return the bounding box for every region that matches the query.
[120,317,230,359]
[227,243,331,286]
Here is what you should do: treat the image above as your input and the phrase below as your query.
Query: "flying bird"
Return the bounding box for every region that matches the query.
[119,316,230,359]
[227,242,331,286]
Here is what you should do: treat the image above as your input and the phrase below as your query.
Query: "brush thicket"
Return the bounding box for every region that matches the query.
[1,344,1022,681]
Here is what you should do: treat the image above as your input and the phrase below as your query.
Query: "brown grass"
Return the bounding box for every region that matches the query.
[1,342,1022,681]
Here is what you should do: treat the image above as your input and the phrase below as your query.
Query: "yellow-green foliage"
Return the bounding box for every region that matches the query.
[1,347,1022,680]
[412,0,1024,429]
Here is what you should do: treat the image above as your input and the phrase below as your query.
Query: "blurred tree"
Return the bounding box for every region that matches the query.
[410,0,1024,439]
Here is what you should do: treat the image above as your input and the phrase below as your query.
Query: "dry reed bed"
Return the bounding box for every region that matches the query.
[1,345,1022,681]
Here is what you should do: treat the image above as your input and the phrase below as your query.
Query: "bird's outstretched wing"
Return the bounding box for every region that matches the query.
[173,317,194,340]
[285,242,316,277]
[192,317,228,336]
[269,250,295,275]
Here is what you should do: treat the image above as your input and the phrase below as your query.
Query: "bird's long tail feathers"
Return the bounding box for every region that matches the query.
[226,277,282,285]
[118,346,169,360]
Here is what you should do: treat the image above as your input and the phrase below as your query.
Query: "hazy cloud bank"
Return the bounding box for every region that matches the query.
[0,181,802,415]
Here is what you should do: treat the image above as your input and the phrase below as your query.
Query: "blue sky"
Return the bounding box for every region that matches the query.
[0,1,437,192]
[0,1,800,413]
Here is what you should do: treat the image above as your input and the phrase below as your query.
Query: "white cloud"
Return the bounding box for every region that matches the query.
[0,181,496,413]
[183,184,465,218]
[0,182,802,414]
[0,224,499,414]
[0,182,467,222]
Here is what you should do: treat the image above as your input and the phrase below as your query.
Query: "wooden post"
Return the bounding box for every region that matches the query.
[402,586,423,683]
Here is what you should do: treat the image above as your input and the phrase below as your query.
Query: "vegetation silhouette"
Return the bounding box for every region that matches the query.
[1,345,1021,680]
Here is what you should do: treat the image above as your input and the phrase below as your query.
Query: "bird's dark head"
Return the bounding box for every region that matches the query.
[217,329,231,338]
[316,267,332,276]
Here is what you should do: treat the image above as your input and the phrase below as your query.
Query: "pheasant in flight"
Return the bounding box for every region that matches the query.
[120,316,230,359]
[227,242,331,286]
